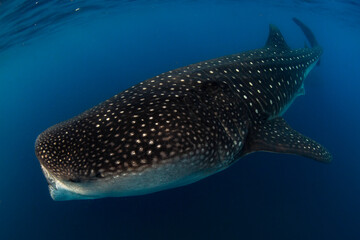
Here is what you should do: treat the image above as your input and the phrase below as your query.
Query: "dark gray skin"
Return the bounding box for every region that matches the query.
[35,18,331,201]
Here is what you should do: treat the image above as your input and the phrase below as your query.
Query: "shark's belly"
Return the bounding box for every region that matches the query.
[44,154,222,201]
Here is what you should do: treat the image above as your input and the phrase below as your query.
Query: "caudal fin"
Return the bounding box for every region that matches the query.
[293,18,319,48]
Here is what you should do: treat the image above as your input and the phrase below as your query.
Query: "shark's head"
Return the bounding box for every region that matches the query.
[35,85,243,200]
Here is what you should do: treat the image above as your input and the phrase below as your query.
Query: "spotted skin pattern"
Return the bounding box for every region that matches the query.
[35,19,332,200]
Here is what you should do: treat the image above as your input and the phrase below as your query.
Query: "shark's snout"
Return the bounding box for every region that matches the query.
[35,121,98,183]
[36,134,83,200]
[35,127,91,200]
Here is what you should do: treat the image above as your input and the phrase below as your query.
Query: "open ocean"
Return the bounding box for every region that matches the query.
[0,0,360,239]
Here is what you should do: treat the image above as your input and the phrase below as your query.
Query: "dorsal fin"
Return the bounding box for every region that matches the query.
[265,24,290,50]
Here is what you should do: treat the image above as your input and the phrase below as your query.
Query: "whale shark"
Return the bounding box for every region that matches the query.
[35,18,331,201]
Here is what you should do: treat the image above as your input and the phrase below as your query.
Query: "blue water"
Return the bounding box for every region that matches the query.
[1,0,360,239]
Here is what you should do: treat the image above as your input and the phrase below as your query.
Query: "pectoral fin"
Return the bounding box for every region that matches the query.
[242,117,332,163]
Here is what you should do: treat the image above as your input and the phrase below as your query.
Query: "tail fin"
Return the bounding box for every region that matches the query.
[293,18,319,47]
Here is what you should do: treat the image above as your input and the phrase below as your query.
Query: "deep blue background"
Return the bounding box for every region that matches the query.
[0,1,359,239]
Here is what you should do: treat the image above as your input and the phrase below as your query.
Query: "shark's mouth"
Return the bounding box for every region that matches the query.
[40,165,90,201]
